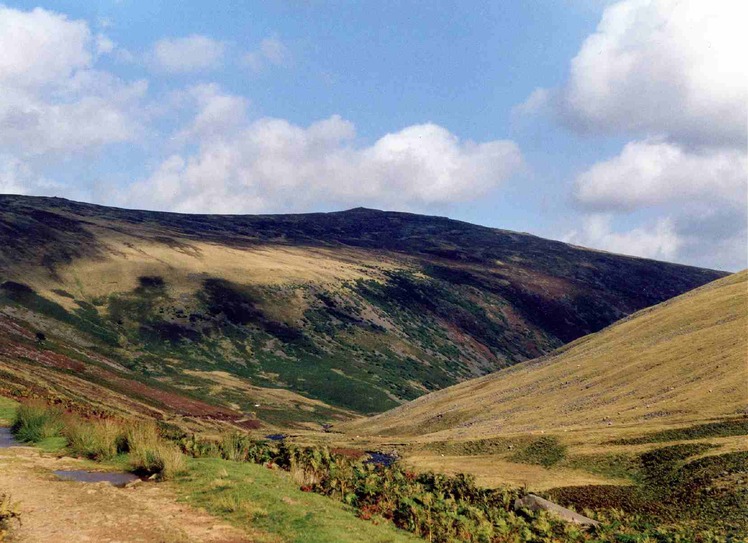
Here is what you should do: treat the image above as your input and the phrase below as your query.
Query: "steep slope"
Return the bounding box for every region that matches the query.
[0,195,726,424]
[351,271,747,438]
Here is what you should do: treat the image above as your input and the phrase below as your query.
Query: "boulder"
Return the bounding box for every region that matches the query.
[514,494,600,526]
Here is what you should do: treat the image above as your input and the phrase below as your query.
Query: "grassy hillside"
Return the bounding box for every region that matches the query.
[335,272,747,536]
[0,195,726,427]
[348,271,747,438]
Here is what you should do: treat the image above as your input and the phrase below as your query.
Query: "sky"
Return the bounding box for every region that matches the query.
[0,0,746,271]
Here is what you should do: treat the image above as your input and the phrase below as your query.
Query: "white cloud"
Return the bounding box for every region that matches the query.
[173,83,249,144]
[559,0,747,147]
[151,35,225,73]
[126,95,523,213]
[95,33,115,55]
[564,214,682,261]
[537,0,748,270]
[0,6,91,88]
[511,87,550,119]
[0,6,146,198]
[244,37,289,72]
[575,140,747,211]
[0,154,59,195]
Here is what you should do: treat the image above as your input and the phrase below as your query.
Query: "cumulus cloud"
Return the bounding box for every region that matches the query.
[151,35,225,73]
[0,6,91,88]
[575,140,747,211]
[559,0,747,147]
[172,83,249,144]
[535,0,748,269]
[126,92,523,213]
[0,6,145,159]
[243,37,289,72]
[564,214,682,261]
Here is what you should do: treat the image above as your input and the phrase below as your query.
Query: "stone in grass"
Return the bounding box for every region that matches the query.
[514,494,600,526]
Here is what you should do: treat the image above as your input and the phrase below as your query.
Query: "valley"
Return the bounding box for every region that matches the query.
[0,196,745,542]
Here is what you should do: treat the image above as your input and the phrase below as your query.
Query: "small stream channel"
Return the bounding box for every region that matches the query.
[0,427,19,448]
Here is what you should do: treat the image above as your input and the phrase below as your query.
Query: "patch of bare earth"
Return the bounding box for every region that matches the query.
[0,448,251,543]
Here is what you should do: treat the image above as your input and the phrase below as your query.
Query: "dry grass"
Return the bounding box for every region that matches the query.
[126,421,186,480]
[401,454,627,491]
[63,417,126,460]
[350,271,748,440]
[335,272,748,491]
[23,227,402,306]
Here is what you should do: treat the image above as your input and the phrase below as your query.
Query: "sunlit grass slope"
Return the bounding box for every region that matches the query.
[352,271,747,439]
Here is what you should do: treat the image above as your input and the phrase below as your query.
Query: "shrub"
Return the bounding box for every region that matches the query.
[63,417,127,460]
[11,401,63,443]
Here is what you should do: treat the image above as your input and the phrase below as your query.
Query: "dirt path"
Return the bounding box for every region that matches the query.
[0,446,252,543]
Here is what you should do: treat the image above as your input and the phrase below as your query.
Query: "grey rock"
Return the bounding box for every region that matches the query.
[514,494,600,526]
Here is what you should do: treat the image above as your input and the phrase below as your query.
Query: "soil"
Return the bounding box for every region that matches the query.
[0,446,252,543]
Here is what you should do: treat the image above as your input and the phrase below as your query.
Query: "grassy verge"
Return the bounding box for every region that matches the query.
[176,457,419,543]
[11,402,64,442]
[0,397,17,426]
[9,401,184,480]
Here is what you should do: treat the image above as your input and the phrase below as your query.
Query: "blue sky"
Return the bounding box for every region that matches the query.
[0,1,745,270]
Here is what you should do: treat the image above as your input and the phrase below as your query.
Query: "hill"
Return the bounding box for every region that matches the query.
[0,195,726,428]
[347,270,747,438]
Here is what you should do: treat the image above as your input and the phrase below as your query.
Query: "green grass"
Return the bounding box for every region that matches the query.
[35,436,68,453]
[63,417,127,460]
[609,418,748,445]
[0,397,18,426]
[176,457,419,543]
[510,436,567,468]
[11,402,64,443]
[562,452,641,482]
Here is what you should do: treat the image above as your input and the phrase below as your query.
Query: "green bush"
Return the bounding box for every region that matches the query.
[11,401,64,443]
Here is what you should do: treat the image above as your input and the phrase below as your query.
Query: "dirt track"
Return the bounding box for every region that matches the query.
[0,446,251,543]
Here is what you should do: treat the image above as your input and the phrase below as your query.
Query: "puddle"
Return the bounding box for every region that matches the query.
[365,452,398,467]
[53,470,142,488]
[0,427,20,448]
[265,434,287,442]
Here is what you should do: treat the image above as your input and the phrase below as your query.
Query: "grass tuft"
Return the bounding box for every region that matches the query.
[63,417,127,460]
[126,421,186,480]
[11,401,64,443]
